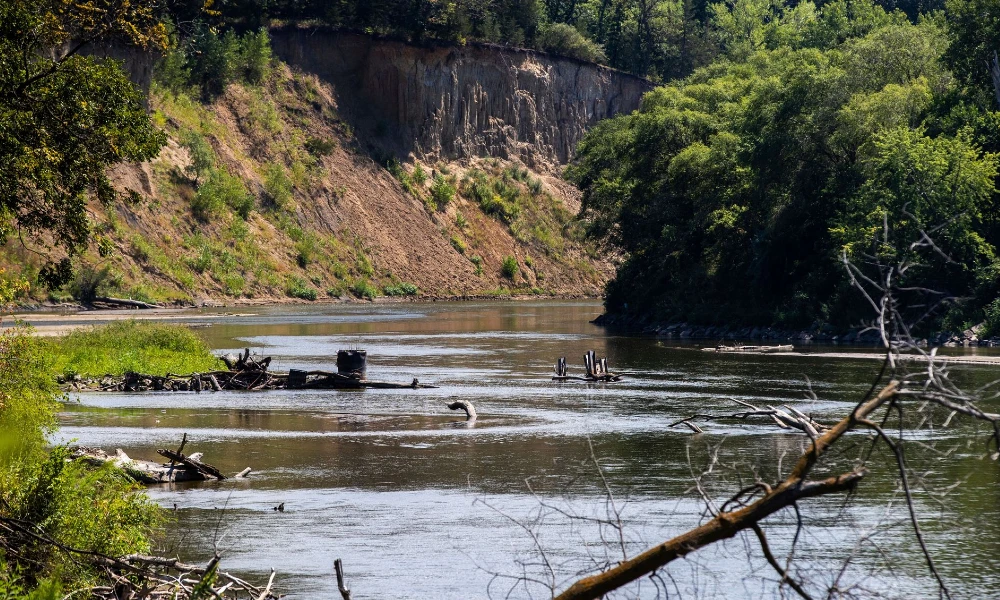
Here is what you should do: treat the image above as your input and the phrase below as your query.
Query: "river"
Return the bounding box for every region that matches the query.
[52,300,1000,599]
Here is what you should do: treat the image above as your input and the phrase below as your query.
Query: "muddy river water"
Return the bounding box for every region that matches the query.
[52,301,1000,598]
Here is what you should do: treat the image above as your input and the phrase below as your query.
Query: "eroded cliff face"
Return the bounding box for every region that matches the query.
[269,29,652,169]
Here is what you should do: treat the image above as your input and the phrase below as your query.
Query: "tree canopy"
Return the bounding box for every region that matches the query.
[567,0,1000,329]
[0,0,167,283]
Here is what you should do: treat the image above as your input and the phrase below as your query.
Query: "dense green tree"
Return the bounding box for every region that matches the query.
[946,0,1000,106]
[568,4,1000,328]
[0,0,167,283]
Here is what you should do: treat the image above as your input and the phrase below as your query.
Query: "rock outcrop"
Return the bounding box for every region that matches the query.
[269,28,652,169]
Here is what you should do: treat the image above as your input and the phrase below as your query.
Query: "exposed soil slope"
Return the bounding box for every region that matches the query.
[7,58,615,305]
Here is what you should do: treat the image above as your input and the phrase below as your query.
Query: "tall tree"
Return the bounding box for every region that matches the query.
[0,0,167,283]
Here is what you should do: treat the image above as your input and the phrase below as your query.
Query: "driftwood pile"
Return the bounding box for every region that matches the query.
[87,554,278,600]
[60,348,436,392]
[552,350,622,382]
[71,434,250,484]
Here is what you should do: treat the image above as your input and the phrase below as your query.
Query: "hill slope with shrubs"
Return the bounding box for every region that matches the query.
[2,30,610,306]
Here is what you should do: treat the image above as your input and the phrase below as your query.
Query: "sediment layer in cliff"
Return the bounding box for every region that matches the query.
[4,35,633,305]
[269,28,652,169]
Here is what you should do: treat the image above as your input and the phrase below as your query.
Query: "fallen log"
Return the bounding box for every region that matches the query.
[157,448,226,480]
[91,296,163,309]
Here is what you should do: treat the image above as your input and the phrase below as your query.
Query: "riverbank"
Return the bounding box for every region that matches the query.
[593,313,1000,347]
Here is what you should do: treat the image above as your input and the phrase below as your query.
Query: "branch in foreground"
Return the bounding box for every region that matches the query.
[553,381,901,600]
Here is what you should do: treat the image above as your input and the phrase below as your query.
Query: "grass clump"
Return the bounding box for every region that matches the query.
[305,136,337,157]
[349,278,379,300]
[501,255,518,279]
[285,275,318,300]
[470,255,484,276]
[49,320,223,378]
[450,236,467,254]
[462,170,520,224]
[383,282,418,296]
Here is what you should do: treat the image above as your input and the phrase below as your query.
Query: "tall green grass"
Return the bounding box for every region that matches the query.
[50,320,224,377]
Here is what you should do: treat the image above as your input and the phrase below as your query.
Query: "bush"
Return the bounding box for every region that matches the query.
[236,28,272,84]
[0,326,165,594]
[305,136,337,157]
[179,130,214,182]
[537,23,608,64]
[470,255,484,276]
[431,174,456,209]
[451,236,467,254]
[295,234,320,268]
[192,169,254,220]
[501,255,518,279]
[383,282,419,296]
[263,164,294,211]
[285,276,318,300]
[413,164,427,186]
[69,266,112,303]
[349,278,379,300]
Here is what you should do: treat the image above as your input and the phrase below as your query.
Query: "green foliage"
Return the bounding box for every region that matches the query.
[500,255,519,279]
[180,130,216,182]
[946,0,1000,103]
[455,211,468,229]
[569,7,1000,327]
[264,164,295,211]
[412,164,428,186]
[0,326,57,461]
[192,168,254,220]
[295,234,320,267]
[305,136,337,157]
[285,275,318,300]
[0,325,169,593]
[537,23,608,63]
[431,174,456,209]
[50,320,224,377]
[462,170,521,224]
[156,25,273,100]
[983,298,1000,338]
[451,236,467,254]
[0,0,165,284]
[470,255,484,276]
[69,266,114,303]
[383,282,419,296]
[349,278,379,300]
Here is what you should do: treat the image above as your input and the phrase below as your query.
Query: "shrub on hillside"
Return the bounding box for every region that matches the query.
[501,255,518,279]
[383,282,418,296]
[192,169,254,220]
[285,276,318,300]
[431,174,456,209]
[537,23,608,64]
[263,164,294,212]
[349,278,379,300]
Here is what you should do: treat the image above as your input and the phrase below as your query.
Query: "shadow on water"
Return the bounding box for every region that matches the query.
[55,301,1000,599]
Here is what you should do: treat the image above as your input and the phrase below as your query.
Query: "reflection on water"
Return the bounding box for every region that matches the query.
[55,301,1000,598]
